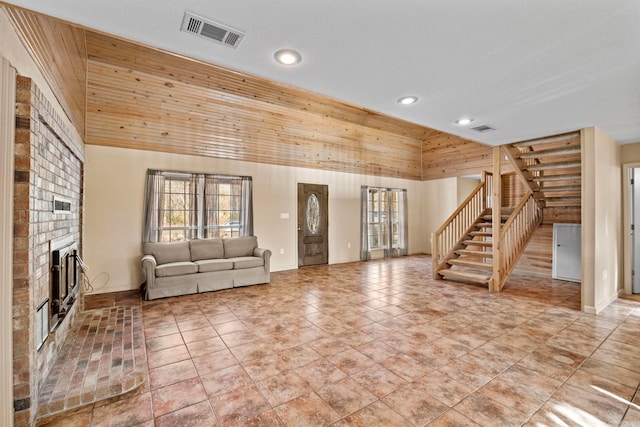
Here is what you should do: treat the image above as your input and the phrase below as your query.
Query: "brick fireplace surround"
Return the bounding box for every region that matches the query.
[13,76,85,426]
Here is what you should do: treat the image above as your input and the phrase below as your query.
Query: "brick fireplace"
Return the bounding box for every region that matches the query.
[12,76,84,426]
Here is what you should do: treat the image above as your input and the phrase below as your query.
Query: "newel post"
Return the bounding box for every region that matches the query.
[491,146,502,292]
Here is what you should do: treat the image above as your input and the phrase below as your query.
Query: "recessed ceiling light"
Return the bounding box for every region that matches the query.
[397,96,418,105]
[274,49,302,65]
[455,118,474,125]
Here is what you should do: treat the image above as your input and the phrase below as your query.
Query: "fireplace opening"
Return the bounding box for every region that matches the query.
[50,240,80,332]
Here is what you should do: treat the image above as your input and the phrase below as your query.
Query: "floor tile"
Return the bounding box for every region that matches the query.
[192,348,238,377]
[382,381,449,425]
[454,392,531,427]
[350,364,407,398]
[294,359,347,391]
[181,326,219,344]
[428,409,481,426]
[151,377,208,417]
[201,364,254,398]
[338,400,412,427]
[148,359,198,390]
[210,384,271,426]
[413,370,472,407]
[184,335,227,358]
[316,378,377,418]
[327,348,376,376]
[255,371,312,407]
[273,391,340,427]
[154,401,218,427]
[147,344,191,369]
[91,392,153,427]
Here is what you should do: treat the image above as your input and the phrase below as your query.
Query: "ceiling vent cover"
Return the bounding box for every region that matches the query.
[471,125,496,133]
[181,12,245,49]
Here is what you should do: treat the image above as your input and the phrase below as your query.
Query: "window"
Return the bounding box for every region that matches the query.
[158,174,196,242]
[367,188,387,249]
[361,186,407,260]
[143,170,252,243]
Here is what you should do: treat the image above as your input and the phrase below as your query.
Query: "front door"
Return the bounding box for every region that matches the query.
[298,183,328,267]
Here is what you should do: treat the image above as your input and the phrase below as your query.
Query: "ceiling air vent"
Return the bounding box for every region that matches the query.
[180,12,245,49]
[471,125,496,133]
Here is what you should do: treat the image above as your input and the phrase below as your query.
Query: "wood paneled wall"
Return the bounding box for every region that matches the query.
[84,32,454,180]
[511,224,553,278]
[422,134,493,180]
[4,6,86,136]
[502,173,527,207]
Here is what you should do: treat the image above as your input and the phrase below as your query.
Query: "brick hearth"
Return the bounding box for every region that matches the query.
[35,304,146,423]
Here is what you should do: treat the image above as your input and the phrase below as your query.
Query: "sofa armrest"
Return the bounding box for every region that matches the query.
[141,254,157,299]
[253,248,272,273]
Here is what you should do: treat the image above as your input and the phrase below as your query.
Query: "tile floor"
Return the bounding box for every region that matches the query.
[39,255,640,426]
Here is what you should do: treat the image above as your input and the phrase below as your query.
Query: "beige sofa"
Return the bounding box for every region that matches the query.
[141,236,271,300]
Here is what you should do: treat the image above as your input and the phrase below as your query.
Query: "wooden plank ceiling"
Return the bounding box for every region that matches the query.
[5,4,494,181]
[4,6,87,136]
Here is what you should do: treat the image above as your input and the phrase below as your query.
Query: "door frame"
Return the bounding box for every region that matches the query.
[297,182,329,268]
[623,163,640,294]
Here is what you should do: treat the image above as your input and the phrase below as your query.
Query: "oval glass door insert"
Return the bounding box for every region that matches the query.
[306,193,320,234]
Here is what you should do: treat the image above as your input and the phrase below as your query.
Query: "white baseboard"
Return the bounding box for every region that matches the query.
[583,289,622,314]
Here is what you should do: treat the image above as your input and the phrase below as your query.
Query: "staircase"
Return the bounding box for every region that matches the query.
[503,131,581,212]
[432,131,580,292]
[437,207,510,285]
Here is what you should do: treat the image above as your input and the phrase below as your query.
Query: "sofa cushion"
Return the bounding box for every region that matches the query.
[190,238,224,261]
[143,241,191,265]
[195,259,234,273]
[223,236,258,258]
[155,261,198,277]
[230,256,264,269]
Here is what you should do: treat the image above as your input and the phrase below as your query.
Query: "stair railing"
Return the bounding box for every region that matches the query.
[493,192,543,291]
[432,173,492,278]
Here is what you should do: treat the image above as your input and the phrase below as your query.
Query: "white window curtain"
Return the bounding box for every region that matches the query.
[240,177,253,236]
[360,186,371,260]
[142,171,165,243]
[360,186,408,260]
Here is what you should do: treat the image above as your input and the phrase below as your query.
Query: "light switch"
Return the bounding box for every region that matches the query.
[280,212,290,219]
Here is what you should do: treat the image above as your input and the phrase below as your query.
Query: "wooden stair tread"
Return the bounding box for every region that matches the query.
[476,222,493,228]
[518,146,581,159]
[439,269,491,284]
[539,185,581,192]
[470,231,492,237]
[527,161,581,171]
[482,214,509,219]
[447,259,493,270]
[545,196,581,201]
[512,132,581,148]
[463,240,492,247]
[455,249,493,257]
[532,173,581,182]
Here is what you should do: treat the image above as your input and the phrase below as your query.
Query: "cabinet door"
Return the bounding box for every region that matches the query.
[552,224,581,282]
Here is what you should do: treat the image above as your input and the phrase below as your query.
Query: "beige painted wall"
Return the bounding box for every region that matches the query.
[581,127,622,313]
[456,177,481,205]
[84,145,458,294]
[620,142,640,161]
